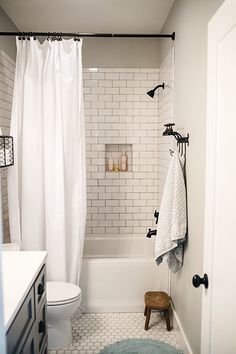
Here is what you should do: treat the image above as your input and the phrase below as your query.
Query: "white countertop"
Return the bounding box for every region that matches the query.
[2,251,47,332]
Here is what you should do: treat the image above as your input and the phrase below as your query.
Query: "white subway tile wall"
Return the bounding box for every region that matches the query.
[84,68,160,257]
[0,54,174,252]
[157,49,175,205]
[0,50,15,243]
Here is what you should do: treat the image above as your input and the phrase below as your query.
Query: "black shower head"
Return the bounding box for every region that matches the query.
[147,89,155,98]
[147,83,165,98]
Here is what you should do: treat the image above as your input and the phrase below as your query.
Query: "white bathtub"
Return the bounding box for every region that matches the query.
[3,244,169,313]
[80,257,169,313]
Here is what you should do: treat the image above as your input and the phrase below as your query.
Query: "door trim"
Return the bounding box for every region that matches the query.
[201,0,232,352]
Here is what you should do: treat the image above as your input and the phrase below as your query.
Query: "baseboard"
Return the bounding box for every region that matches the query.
[171,305,193,354]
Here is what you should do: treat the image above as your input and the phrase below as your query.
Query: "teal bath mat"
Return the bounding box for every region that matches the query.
[99,338,183,354]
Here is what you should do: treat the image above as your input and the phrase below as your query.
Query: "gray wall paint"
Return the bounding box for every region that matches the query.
[0,7,18,60]
[36,37,160,68]
[1,33,161,68]
[82,38,160,68]
[160,1,224,353]
[0,5,161,67]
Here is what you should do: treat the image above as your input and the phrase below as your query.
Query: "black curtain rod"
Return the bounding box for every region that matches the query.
[0,31,175,40]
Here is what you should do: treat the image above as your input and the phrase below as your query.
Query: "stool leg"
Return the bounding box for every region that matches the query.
[165,308,171,331]
[144,308,151,330]
[144,306,147,316]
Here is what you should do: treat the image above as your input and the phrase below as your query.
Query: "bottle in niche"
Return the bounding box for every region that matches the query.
[113,156,120,172]
[120,151,128,171]
[108,153,113,172]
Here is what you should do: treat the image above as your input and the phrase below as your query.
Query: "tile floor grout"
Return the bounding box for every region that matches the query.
[49,312,184,354]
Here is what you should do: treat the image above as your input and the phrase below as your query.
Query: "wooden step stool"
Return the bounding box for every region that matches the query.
[144,291,171,331]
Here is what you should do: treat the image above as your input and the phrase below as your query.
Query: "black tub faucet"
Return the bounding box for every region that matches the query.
[146,229,157,238]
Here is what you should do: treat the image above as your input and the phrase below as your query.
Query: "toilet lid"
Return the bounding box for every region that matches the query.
[47,281,81,305]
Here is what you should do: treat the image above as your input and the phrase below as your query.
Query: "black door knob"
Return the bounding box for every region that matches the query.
[192,274,209,289]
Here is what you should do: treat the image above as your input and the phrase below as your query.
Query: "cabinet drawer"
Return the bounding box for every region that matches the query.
[40,336,48,354]
[7,287,35,354]
[34,265,46,313]
[20,322,37,354]
[36,297,47,353]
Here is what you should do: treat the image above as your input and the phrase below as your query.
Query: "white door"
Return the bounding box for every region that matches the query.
[201,0,236,353]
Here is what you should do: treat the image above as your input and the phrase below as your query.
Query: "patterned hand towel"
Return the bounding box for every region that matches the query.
[155,151,187,272]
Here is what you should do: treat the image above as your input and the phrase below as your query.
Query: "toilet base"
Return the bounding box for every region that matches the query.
[48,318,72,349]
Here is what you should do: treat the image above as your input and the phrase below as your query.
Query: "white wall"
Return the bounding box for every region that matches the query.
[0,5,17,246]
[0,7,18,61]
[0,7,18,244]
[0,168,6,352]
[159,1,224,353]
[0,50,15,243]
[157,48,174,205]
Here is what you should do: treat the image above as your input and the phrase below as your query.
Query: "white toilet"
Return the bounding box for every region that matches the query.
[47,281,82,349]
[2,243,82,349]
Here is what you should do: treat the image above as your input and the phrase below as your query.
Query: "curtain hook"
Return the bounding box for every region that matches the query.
[51,32,56,41]
[74,34,80,41]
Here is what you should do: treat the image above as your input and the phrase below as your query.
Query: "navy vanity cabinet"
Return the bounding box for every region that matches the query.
[34,265,46,313]
[21,322,37,354]
[36,300,47,353]
[6,287,35,354]
[6,264,48,354]
[40,339,48,354]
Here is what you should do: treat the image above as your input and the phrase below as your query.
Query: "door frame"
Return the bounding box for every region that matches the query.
[201,0,232,352]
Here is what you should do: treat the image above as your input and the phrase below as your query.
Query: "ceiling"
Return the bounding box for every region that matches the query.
[0,0,175,34]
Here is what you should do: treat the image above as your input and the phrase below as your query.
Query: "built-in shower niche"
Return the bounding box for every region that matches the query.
[105,144,133,172]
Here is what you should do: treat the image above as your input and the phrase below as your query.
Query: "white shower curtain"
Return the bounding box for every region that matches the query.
[8,38,86,285]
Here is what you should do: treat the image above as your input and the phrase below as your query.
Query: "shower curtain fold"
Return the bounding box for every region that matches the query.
[8,38,86,285]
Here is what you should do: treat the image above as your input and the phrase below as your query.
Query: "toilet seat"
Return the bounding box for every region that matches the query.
[47,281,82,306]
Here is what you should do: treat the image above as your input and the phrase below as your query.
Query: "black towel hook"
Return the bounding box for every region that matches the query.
[163,123,189,157]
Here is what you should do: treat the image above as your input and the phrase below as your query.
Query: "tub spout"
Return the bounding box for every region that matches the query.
[146,228,157,238]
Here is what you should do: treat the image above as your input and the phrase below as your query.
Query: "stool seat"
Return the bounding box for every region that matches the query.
[145,291,170,310]
[144,291,171,331]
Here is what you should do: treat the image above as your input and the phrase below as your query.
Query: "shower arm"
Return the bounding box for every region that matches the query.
[153,83,165,91]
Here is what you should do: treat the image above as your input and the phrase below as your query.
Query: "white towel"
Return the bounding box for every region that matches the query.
[155,151,187,272]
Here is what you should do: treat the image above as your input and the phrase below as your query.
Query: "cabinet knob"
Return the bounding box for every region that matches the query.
[37,283,45,295]
[38,320,45,334]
